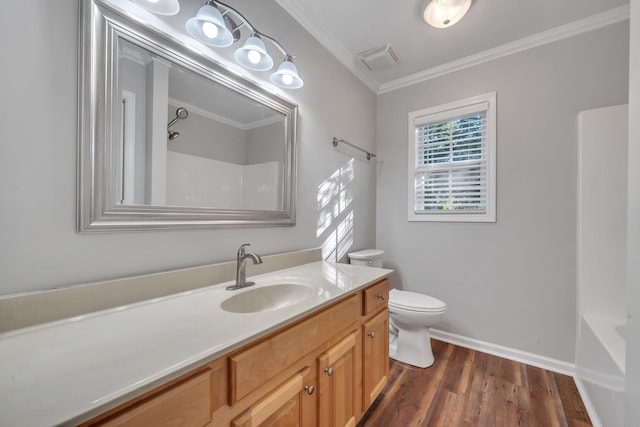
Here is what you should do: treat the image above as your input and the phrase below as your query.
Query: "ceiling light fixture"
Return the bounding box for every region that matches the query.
[422,0,472,28]
[131,0,180,16]
[186,0,303,89]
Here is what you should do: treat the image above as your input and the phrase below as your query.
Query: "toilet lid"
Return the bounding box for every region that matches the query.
[388,289,446,312]
[348,249,384,260]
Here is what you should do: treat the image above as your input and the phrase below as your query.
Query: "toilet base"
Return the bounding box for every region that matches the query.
[389,327,435,368]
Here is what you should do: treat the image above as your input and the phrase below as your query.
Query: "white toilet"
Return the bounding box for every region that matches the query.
[348,249,447,369]
[387,289,447,368]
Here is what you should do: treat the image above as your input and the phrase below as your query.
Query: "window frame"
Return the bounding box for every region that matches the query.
[407,92,497,222]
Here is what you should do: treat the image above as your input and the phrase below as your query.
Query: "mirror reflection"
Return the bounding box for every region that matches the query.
[118,38,286,210]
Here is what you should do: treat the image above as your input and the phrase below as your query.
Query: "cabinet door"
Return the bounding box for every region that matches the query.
[317,331,361,427]
[232,367,315,427]
[362,309,389,408]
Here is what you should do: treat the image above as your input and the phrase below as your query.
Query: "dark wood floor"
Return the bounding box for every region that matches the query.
[359,339,591,427]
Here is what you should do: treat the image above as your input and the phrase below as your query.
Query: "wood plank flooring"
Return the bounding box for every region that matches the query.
[358,340,591,427]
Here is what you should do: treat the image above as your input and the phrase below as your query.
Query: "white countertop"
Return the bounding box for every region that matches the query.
[0,261,392,426]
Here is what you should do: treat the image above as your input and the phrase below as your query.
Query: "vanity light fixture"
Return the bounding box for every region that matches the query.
[131,0,180,16]
[270,56,303,89]
[185,1,235,47]
[234,33,274,71]
[131,0,304,89]
[422,0,472,28]
[186,0,304,89]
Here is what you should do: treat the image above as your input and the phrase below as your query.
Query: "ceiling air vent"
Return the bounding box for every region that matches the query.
[358,43,400,71]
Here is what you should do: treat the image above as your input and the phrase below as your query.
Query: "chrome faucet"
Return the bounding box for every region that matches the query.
[226,243,263,291]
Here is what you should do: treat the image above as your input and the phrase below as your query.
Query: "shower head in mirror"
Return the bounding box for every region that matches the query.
[168,107,189,128]
[176,107,189,119]
[167,107,188,140]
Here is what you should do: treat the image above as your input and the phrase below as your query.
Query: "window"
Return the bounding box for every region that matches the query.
[408,92,496,222]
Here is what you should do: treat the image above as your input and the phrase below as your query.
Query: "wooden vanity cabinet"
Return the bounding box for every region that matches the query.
[317,330,361,427]
[362,309,389,408]
[361,279,390,410]
[81,279,389,427]
[228,295,360,405]
[231,367,316,427]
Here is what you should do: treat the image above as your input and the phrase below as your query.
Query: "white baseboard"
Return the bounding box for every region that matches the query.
[430,329,575,376]
[572,375,604,427]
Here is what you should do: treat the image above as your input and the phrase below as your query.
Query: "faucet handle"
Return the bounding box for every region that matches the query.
[238,243,251,257]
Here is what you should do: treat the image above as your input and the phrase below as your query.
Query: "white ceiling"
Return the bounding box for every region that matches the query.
[168,66,282,128]
[275,0,629,93]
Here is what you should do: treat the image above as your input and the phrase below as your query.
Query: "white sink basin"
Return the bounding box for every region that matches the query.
[221,283,316,313]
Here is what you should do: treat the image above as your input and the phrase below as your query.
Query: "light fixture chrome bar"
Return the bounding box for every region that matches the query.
[332,137,376,161]
[215,0,290,57]
[222,11,242,42]
[186,0,303,88]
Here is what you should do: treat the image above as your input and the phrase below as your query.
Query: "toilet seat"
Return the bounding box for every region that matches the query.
[389,289,446,313]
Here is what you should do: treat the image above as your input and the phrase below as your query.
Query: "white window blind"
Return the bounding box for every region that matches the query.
[408,93,496,222]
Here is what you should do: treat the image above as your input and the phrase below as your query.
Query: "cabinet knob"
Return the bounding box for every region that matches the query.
[304,385,315,395]
[324,367,334,376]
[368,331,376,339]
[377,294,385,301]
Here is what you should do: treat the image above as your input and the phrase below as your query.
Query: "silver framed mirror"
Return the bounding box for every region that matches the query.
[78,0,297,231]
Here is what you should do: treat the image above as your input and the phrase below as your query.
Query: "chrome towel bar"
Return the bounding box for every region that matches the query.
[332,137,376,161]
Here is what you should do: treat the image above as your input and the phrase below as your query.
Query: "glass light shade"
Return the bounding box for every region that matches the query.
[131,0,180,15]
[234,35,274,71]
[270,59,303,89]
[422,0,472,28]
[186,4,234,47]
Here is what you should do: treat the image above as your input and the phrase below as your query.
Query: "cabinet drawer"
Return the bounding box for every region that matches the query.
[93,369,212,427]
[230,295,359,404]
[363,279,389,316]
[231,367,311,427]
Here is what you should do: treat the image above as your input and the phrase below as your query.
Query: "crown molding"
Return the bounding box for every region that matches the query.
[169,98,281,130]
[378,4,630,94]
[120,44,147,66]
[275,1,629,96]
[274,0,381,93]
[169,98,245,129]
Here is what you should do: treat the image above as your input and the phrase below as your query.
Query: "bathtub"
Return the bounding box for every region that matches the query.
[576,104,628,427]
[575,315,626,427]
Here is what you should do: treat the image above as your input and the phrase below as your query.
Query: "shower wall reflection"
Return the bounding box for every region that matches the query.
[118,38,286,210]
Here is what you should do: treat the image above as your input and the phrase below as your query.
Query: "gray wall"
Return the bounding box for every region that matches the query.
[376,22,629,362]
[121,57,148,202]
[246,121,285,165]
[626,0,640,424]
[0,0,377,295]
[167,103,246,164]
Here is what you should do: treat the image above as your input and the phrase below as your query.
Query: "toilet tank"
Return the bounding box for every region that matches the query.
[348,249,384,267]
